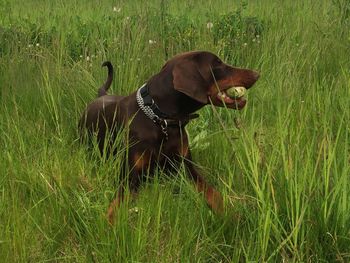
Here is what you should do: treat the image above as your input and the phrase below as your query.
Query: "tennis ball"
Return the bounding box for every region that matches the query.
[226,86,246,98]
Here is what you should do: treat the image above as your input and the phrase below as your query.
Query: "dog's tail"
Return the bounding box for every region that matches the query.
[98,61,113,97]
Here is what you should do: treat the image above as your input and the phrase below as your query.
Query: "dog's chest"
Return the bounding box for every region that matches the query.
[157,127,189,160]
[131,127,188,159]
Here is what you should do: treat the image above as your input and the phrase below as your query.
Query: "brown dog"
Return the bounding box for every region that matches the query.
[79,51,259,223]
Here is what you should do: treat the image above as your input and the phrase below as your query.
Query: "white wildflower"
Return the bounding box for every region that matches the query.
[206,22,213,29]
[113,6,121,12]
[129,207,139,213]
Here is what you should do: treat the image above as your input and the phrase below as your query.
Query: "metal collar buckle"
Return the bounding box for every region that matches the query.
[160,119,168,140]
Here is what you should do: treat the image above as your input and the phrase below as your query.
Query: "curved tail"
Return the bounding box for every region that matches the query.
[98,61,113,97]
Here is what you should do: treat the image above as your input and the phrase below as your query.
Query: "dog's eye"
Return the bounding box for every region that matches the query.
[212,67,225,80]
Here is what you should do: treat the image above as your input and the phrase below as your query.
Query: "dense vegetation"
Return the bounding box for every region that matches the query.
[1,0,349,261]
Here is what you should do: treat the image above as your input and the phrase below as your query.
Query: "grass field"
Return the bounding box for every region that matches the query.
[1,0,349,262]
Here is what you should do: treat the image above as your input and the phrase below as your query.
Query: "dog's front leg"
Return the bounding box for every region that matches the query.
[183,151,224,214]
[107,150,151,224]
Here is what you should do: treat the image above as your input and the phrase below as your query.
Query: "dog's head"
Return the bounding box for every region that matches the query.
[165,51,259,110]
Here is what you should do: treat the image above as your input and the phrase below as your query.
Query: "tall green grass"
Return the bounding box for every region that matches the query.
[1,0,349,261]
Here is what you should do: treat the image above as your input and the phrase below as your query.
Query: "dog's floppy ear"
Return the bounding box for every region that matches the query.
[172,61,209,104]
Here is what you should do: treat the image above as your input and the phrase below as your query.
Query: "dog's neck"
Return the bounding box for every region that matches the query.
[146,73,204,118]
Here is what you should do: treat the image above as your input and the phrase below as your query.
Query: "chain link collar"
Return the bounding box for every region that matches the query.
[136,84,199,140]
[136,84,169,139]
[136,84,158,121]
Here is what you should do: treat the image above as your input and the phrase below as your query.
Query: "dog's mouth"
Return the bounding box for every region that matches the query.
[214,86,247,110]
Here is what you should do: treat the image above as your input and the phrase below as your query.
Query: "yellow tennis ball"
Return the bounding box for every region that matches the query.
[226,86,246,98]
